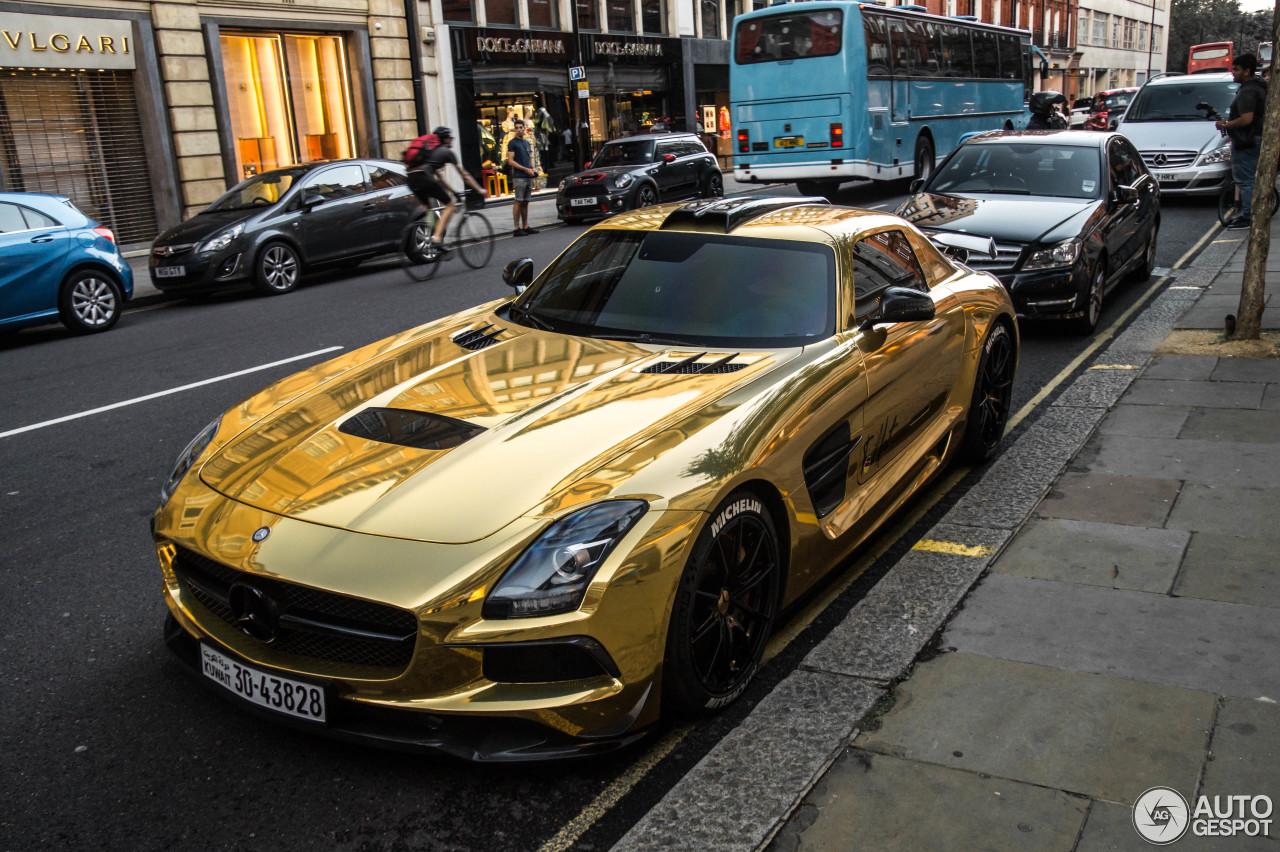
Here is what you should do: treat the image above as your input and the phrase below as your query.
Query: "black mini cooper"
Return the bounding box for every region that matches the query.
[556,132,723,223]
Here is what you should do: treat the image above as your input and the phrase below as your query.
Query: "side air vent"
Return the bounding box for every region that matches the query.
[339,408,484,450]
[659,196,830,234]
[802,420,861,519]
[453,324,505,350]
[640,354,747,375]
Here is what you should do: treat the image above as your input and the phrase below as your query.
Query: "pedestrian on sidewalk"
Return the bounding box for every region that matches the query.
[507,120,538,236]
[1216,53,1268,230]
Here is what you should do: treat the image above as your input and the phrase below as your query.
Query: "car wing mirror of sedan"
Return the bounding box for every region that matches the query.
[859,287,936,331]
[1116,185,1140,204]
[928,232,997,263]
[503,257,534,293]
[909,178,924,194]
[301,193,326,211]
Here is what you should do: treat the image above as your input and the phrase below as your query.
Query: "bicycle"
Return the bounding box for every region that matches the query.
[401,190,494,282]
[1196,101,1280,227]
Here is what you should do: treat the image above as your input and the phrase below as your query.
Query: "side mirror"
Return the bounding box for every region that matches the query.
[1117,185,1139,204]
[1108,118,1120,131]
[909,178,924,194]
[503,257,534,292]
[301,193,325,210]
[1040,59,1049,76]
[663,153,676,163]
[860,287,936,330]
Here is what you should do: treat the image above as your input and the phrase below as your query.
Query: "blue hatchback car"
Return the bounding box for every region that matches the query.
[0,192,134,334]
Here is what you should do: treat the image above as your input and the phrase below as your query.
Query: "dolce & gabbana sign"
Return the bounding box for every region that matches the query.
[475,35,567,56]
[595,41,664,57]
[1,13,135,70]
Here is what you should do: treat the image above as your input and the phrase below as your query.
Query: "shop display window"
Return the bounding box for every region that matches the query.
[577,0,600,31]
[485,0,518,26]
[220,33,355,179]
[528,0,559,28]
[608,0,636,32]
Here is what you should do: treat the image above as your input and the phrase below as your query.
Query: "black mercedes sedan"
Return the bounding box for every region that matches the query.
[895,131,1159,334]
[149,159,418,296]
[556,132,723,223]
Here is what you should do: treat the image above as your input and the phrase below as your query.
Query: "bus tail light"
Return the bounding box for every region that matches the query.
[830,123,843,148]
[738,129,749,153]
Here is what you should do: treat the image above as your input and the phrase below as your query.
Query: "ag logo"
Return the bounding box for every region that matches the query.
[1134,786,1191,845]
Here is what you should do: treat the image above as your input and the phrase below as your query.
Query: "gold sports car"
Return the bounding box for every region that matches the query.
[154,196,1017,761]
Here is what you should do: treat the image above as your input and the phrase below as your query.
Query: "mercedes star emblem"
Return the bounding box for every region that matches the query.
[228,583,279,642]
[252,527,271,542]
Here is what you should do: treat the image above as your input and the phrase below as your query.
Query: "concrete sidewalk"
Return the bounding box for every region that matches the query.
[614,226,1280,851]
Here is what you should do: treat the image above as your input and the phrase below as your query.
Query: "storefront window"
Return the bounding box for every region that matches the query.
[528,0,559,28]
[577,0,600,31]
[220,33,355,179]
[444,0,474,23]
[642,0,664,34]
[608,0,636,32]
[486,0,517,26]
[701,0,722,38]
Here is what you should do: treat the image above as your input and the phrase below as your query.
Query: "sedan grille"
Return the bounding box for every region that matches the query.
[153,244,195,257]
[172,546,418,670]
[963,240,1025,274]
[1140,150,1197,170]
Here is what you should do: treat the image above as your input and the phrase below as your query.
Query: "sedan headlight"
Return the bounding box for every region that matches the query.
[159,417,222,507]
[1198,142,1232,166]
[483,500,648,619]
[1023,238,1083,271]
[614,173,634,189]
[198,223,244,254]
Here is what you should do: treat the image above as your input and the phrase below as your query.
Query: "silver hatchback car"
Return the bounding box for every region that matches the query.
[1114,72,1238,195]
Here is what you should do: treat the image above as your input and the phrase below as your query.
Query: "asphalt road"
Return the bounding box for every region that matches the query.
[0,187,1223,851]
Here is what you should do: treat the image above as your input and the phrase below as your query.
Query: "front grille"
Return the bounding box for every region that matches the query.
[172,546,418,670]
[1140,150,1197,169]
[964,240,1025,274]
[153,243,196,258]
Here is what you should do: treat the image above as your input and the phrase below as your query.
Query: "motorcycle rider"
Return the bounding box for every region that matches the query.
[1027,91,1068,131]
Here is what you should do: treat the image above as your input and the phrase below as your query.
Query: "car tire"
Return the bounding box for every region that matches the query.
[254,242,301,296]
[663,489,781,717]
[914,136,935,184]
[958,322,1015,464]
[633,184,658,210]
[1131,222,1158,281]
[1072,260,1106,335]
[796,180,837,199]
[703,173,724,198]
[58,269,123,334]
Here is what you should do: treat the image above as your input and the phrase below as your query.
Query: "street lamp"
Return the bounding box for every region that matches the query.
[1145,0,1158,79]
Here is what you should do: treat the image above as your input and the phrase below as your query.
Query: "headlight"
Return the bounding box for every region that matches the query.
[483,500,648,619]
[1198,143,1231,166]
[199,223,244,254]
[159,417,222,507]
[614,173,634,189]
[1023,238,1083,271]
[560,178,570,190]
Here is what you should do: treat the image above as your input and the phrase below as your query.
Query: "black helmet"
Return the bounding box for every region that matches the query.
[1029,91,1065,117]
[433,126,453,140]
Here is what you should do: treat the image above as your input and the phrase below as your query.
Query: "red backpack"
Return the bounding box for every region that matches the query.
[403,133,440,168]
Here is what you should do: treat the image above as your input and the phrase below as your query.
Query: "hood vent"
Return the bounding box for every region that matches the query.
[339,408,484,450]
[452,324,505,351]
[659,196,830,234]
[640,353,747,375]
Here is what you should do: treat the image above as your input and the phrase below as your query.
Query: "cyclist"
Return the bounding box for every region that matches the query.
[406,126,487,255]
[1027,91,1068,131]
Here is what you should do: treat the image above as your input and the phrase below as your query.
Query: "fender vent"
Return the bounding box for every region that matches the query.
[640,354,747,374]
[802,420,861,519]
[453,324,505,350]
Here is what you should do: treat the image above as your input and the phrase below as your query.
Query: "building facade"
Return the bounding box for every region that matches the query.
[1073,0,1167,95]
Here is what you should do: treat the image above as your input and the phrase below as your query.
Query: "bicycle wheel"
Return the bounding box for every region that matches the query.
[401,215,440,282]
[1219,181,1240,227]
[455,212,495,269]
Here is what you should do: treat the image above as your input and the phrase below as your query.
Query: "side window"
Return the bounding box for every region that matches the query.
[680,141,703,158]
[973,30,1000,79]
[863,14,890,77]
[0,202,29,233]
[851,230,929,319]
[368,165,407,189]
[20,206,58,229]
[301,164,366,202]
[1108,141,1140,188]
[1121,139,1147,179]
[656,142,678,161]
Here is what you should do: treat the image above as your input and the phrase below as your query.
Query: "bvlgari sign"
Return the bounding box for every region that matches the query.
[1,13,136,71]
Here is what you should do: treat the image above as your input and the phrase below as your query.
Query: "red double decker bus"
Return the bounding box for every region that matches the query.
[1188,42,1233,74]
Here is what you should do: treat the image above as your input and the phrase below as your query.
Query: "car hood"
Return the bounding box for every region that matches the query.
[1115,120,1224,156]
[898,192,1100,244]
[153,208,260,246]
[198,308,792,544]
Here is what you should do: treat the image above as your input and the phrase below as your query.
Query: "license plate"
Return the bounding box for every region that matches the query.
[776,136,805,148]
[1154,172,1177,182]
[570,197,598,207]
[154,265,186,278]
[200,643,326,723]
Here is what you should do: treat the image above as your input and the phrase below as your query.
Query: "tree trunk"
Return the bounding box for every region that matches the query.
[1235,5,1280,339]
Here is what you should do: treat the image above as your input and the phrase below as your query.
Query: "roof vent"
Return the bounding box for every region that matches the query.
[640,353,747,374]
[452,324,505,351]
[659,195,830,234]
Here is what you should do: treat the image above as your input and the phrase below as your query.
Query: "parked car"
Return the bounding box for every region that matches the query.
[556,132,723,223]
[896,130,1160,334]
[1069,96,1095,128]
[0,192,133,334]
[1084,87,1139,130]
[149,159,419,297]
[1114,73,1237,194]
[154,195,1018,760]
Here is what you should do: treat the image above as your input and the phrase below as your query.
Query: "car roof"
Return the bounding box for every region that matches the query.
[1098,87,1138,94]
[604,132,700,144]
[1145,71,1233,85]
[0,191,87,223]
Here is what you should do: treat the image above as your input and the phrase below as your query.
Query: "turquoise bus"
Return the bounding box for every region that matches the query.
[731,2,1035,195]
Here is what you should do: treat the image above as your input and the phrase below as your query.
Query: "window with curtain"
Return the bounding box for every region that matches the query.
[701,0,722,39]
[486,0,518,26]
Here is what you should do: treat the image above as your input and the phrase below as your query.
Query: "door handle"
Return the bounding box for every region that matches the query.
[30,235,54,243]
[362,202,377,211]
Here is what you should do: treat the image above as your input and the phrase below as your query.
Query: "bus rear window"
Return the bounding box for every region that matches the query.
[735,10,843,64]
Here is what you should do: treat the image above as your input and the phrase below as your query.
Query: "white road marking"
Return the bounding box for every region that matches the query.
[0,346,343,439]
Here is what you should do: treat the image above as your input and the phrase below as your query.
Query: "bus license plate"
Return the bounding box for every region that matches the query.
[154,265,185,278]
[200,643,326,723]
[775,136,805,148]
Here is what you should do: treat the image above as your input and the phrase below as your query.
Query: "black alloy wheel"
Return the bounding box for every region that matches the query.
[1073,260,1106,335]
[401,217,440,282]
[664,490,781,715]
[634,184,658,210]
[58,269,123,333]
[253,242,301,295]
[704,173,724,198]
[958,323,1015,463]
[1132,222,1158,281]
[914,136,935,184]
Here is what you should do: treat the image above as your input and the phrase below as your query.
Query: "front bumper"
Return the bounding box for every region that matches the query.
[998,262,1090,321]
[556,189,630,219]
[1146,163,1230,195]
[149,246,249,294]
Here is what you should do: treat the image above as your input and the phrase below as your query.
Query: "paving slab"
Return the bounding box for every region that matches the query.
[611,670,883,852]
[1142,356,1219,381]
[1076,800,1278,852]
[855,653,1215,804]
[1176,306,1238,330]
[768,749,1089,852]
[990,518,1188,593]
[803,524,1010,682]
[1120,378,1266,409]
[1264,385,1280,411]
[1179,408,1280,443]
[1173,532,1280,609]
[1075,434,1280,489]
[1166,483,1280,539]
[1097,404,1192,438]
[1210,358,1280,383]
[1202,696,1280,799]
[1035,471,1182,527]
[942,575,1280,700]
